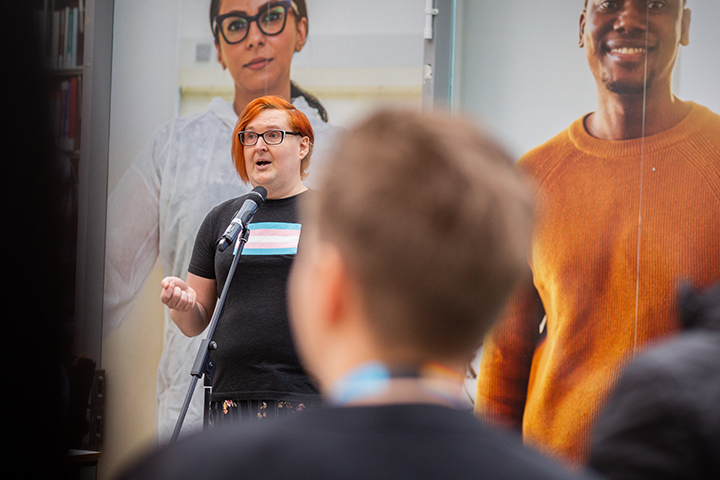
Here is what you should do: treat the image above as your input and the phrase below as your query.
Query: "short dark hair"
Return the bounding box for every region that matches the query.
[307,109,535,358]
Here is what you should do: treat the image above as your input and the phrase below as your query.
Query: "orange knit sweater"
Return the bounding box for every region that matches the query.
[475,102,720,466]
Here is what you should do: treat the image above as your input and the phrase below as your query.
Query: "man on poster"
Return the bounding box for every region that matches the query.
[476,0,720,466]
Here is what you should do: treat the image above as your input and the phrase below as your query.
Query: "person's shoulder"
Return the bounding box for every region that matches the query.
[176,104,232,131]
[214,194,251,214]
[289,405,597,480]
[198,195,251,230]
[690,101,720,123]
[143,110,227,152]
[162,97,236,135]
[116,411,328,480]
[118,405,599,480]
[690,102,720,146]
[519,119,581,166]
[515,117,585,189]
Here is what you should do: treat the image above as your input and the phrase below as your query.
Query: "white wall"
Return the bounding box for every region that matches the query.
[673,0,720,110]
[107,1,179,192]
[101,1,179,478]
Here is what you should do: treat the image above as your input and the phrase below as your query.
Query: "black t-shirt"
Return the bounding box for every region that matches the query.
[188,190,319,401]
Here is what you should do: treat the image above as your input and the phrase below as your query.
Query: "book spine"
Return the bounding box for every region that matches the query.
[75,75,83,150]
[71,7,78,68]
[52,10,59,69]
[68,76,77,151]
[65,7,72,69]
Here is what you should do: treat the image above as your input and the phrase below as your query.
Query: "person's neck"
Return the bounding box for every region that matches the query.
[587,86,690,140]
[264,182,308,200]
[233,80,293,116]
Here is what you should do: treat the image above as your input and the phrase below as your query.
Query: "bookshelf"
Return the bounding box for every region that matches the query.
[36,0,84,69]
[34,0,113,456]
[35,0,85,167]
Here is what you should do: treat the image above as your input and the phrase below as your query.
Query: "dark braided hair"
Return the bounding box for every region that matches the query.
[291,82,328,123]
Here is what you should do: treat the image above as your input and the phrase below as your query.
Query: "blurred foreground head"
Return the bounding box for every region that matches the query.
[289,108,534,386]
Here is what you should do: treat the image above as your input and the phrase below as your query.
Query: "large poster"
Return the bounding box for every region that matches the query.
[454,0,720,467]
[101,0,426,476]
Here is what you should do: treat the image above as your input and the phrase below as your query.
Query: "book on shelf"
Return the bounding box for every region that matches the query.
[34,0,85,70]
[50,76,83,153]
[35,1,85,154]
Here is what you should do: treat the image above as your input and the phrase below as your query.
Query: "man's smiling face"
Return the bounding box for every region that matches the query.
[579,0,690,95]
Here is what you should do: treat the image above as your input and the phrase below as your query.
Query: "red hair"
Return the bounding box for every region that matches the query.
[232,95,314,183]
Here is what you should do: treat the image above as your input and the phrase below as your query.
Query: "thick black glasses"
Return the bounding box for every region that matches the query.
[213,1,296,45]
[238,129,300,146]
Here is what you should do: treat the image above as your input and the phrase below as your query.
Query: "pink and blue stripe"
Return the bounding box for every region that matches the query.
[243,222,302,255]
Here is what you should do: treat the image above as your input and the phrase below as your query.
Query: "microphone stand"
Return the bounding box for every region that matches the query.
[170,226,251,444]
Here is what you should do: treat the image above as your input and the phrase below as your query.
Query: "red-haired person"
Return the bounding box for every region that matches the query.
[160,96,319,426]
[104,0,339,443]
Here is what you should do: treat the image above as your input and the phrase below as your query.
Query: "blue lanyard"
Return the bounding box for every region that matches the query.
[327,362,467,408]
[327,362,392,406]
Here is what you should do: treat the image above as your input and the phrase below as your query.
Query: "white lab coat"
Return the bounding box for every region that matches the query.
[103,96,341,444]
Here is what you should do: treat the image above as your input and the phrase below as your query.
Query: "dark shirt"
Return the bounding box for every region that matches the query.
[120,403,602,480]
[189,190,319,401]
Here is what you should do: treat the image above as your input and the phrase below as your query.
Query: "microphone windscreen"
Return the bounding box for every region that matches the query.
[249,186,268,205]
[251,185,267,204]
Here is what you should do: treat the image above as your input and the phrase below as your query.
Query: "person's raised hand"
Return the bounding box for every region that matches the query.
[160,276,197,312]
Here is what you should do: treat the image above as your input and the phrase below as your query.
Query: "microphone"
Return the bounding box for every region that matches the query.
[217,186,267,252]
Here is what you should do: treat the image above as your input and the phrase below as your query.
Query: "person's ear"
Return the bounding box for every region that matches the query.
[295,17,308,52]
[319,243,351,327]
[298,135,310,161]
[215,41,227,70]
[579,11,586,48]
[680,8,691,47]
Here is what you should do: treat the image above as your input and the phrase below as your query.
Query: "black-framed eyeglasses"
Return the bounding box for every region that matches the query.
[238,129,301,146]
[213,0,298,45]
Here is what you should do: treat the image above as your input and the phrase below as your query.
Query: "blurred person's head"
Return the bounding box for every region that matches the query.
[288,108,535,391]
[232,95,313,198]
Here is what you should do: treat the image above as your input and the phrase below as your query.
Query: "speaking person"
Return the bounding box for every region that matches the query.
[103,0,339,443]
[160,95,320,427]
[476,0,720,466]
[119,107,603,480]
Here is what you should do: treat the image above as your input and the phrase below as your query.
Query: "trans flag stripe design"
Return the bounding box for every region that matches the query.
[243,222,302,255]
